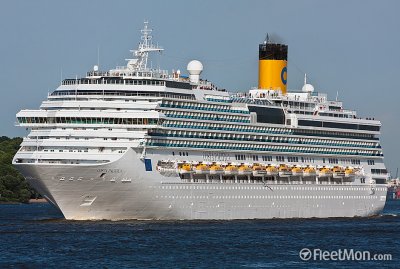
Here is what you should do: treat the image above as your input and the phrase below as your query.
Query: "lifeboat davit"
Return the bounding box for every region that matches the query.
[178,163,193,174]
[210,163,224,175]
[195,163,210,174]
[278,164,292,177]
[252,163,267,177]
[303,166,316,177]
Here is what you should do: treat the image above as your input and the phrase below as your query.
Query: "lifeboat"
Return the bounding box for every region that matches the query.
[345,167,355,178]
[303,166,316,177]
[332,166,345,178]
[278,164,292,177]
[291,166,303,177]
[195,163,210,174]
[238,164,252,175]
[224,164,238,175]
[252,163,267,177]
[318,166,332,178]
[210,163,224,175]
[266,165,278,176]
[178,163,193,174]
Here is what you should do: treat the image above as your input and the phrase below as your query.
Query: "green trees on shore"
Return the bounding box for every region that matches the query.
[0,136,35,203]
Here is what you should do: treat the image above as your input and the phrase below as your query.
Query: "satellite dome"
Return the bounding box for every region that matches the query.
[187,60,203,75]
[187,60,203,83]
[302,83,314,93]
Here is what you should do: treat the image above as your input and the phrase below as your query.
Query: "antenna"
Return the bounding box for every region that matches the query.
[304,73,307,86]
[336,91,339,101]
[264,33,270,44]
[396,168,399,179]
[60,68,63,85]
[126,21,164,71]
[97,45,100,68]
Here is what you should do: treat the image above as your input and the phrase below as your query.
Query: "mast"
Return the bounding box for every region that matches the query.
[126,21,164,71]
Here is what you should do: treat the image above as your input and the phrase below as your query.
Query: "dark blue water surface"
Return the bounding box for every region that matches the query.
[1,201,400,269]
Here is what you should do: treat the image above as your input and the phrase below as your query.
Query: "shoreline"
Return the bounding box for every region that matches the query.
[29,198,48,203]
[0,198,48,205]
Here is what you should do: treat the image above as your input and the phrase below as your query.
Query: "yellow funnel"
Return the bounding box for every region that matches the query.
[258,41,288,94]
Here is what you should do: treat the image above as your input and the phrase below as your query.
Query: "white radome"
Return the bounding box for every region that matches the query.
[302,83,314,93]
[187,60,203,75]
[187,60,203,83]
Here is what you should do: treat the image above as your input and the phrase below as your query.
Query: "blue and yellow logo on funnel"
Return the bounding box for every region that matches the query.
[281,66,287,85]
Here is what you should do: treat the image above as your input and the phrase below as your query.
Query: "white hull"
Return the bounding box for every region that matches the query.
[15,149,387,220]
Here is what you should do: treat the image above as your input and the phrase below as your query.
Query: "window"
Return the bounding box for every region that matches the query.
[328,158,339,164]
[367,160,375,165]
[235,154,246,161]
[276,156,285,162]
[248,106,285,124]
[262,156,272,162]
[371,169,387,175]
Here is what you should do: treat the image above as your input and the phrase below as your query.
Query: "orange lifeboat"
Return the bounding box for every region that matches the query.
[318,166,332,178]
[252,163,267,177]
[278,164,292,177]
[210,163,224,175]
[195,163,210,174]
[224,164,238,175]
[345,167,355,178]
[178,163,193,174]
[291,166,303,177]
[238,164,252,175]
[332,166,345,178]
[266,165,278,176]
[303,166,316,177]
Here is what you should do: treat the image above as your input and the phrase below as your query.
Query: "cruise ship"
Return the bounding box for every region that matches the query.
[13,22,388,220]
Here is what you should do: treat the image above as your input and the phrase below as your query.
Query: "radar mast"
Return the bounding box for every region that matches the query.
[126,21,164,71]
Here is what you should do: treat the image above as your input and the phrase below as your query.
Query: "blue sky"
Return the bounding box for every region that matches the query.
[0,0,399,175]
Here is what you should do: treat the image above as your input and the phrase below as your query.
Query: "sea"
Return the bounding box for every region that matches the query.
[0,201,399,269]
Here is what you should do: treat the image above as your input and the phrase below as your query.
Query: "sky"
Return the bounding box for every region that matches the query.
[0,0,399,175]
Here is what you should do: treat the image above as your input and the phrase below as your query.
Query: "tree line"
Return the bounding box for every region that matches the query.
[0,136,38,203]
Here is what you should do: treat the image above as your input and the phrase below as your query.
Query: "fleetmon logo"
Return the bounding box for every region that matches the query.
[281,66,287,85]
[299,248,312,261]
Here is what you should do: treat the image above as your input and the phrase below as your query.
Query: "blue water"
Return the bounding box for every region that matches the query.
[1,202,399,268]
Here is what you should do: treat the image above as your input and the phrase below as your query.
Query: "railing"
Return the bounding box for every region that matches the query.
[164,113,250,124]
[161,122,379,141]
[150,132,381,149]
[160,103,249,114]
[147,140,382,157]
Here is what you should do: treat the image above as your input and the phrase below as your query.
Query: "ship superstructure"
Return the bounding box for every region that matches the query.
[13,22,388,220]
